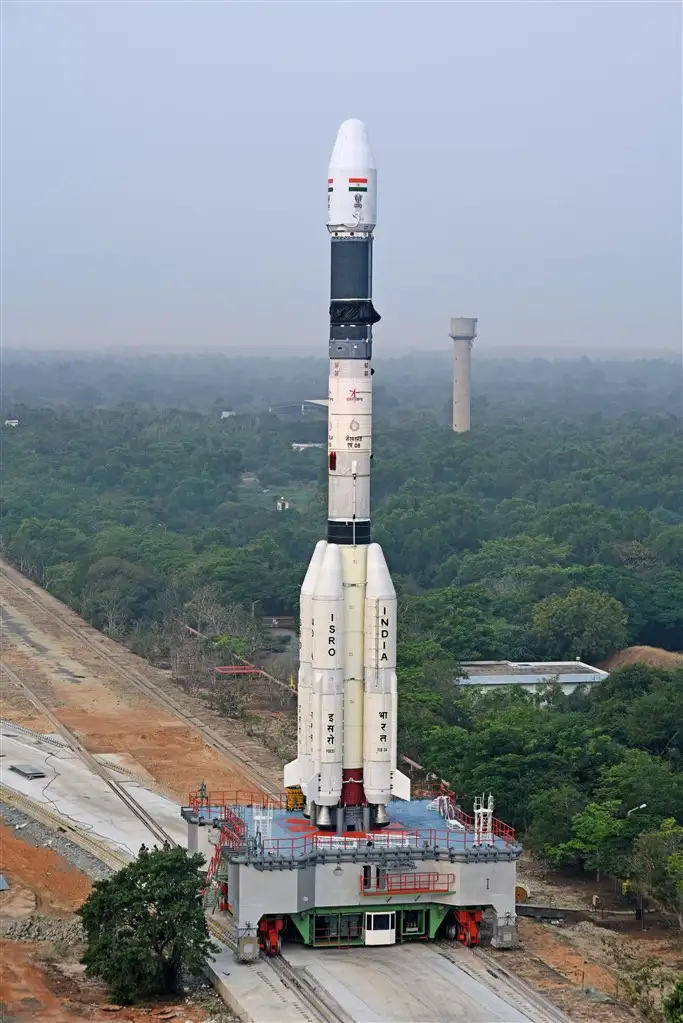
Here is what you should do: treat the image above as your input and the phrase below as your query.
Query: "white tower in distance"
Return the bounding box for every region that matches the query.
[449,317,478,433]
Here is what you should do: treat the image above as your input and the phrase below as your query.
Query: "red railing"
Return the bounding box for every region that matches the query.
[203,828,230,890]
[446,800,516,845]
[189,791,516,852]
[230,824,516,860]
[215,665,266,675]
[221,806,248,847]
[360,871,455,895]
[188,790,289,812]
[491,817,516,844]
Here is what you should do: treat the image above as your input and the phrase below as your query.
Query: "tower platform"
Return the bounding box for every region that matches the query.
[182,791,521,959]
[182,796,518,860]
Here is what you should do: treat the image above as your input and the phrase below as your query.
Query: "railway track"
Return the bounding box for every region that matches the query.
[0,783,132,871]
[206,918,352,1023]
[433,940,572,1023]
[2,784,341,1023]
[268,955,354,1023]
[1,660,175,847]
[0,717,156,786]
[0,562,280,797]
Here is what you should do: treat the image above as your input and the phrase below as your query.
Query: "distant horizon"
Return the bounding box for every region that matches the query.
[2,345,680,362]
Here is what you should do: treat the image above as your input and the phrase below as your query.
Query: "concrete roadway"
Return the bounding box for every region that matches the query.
[0,727,187,856]
[208,939,561,1023]
[286,943,537,1022]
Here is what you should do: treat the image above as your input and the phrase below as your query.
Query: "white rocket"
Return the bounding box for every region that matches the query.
[285,120,410,830]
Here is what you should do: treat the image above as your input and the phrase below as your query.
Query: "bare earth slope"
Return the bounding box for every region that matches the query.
[0,559,284,801]
[603,645,683,670]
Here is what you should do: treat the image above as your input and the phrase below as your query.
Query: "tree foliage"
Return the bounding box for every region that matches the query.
[532,587,628,662]
[2,358,680,656]
[547,800,629,878]
[77,845,217,1004]
[632,820,683,930]
[664,978,683,1023]
[2,354,682,889]
[402,663,683,882]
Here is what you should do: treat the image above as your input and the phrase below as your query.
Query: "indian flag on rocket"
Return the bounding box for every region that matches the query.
[328,178,334,193]
[348,177,368,192]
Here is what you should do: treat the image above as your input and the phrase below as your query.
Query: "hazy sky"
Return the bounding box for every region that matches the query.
[2,1,681,353]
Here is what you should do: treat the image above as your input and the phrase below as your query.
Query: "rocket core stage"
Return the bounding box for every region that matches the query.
[284,119,411,831]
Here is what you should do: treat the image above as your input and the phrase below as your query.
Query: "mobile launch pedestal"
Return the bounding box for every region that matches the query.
[185,789,520,958]
[182,120,521,959]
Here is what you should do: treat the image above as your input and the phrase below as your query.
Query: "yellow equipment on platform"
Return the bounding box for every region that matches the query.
[285,786,305,811]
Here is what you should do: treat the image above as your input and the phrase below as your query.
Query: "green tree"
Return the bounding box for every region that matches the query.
[454,535,571,585]
[651,524,683,570]
[664,978,683,1023]
[523,784,586,859]
[401,587,504,660]
[549,800,628,879]
[7,517,88,581]
[532,586,628,661]
[79,556,160,634]
[77,845,217,1004]
[536,502,626,565]
[595,749,683,822]
[464,750,573,832]
[632,819,683,930]
[590,665,683,760]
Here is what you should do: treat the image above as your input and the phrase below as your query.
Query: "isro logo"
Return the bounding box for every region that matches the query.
[346,388,363,402]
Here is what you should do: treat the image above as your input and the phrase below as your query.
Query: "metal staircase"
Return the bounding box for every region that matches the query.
[428,794,466,831]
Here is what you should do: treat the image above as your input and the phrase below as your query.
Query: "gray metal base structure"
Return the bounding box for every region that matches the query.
[187,797,522,959]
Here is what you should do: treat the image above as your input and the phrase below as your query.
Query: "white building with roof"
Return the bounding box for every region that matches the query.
[456,660,608,695]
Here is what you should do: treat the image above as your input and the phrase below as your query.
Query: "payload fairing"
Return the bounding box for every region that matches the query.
[285,120,410,830]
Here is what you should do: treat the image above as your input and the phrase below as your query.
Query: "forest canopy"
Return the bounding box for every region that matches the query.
[2,353,681,877]
[3,355,680,655]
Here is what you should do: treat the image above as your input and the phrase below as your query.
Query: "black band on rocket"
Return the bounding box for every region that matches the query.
[327,520,372,545]
[329,300,380,325]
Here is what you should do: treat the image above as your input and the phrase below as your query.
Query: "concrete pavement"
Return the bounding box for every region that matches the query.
[0,727,187,856]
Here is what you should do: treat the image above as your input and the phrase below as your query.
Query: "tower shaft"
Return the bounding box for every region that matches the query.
[449,317,478,433]
[452,339,472,432]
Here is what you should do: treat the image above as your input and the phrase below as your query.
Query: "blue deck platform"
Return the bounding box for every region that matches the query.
[187,799,518,857]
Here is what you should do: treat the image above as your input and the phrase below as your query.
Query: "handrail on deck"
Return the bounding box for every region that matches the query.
[360,871,456,895]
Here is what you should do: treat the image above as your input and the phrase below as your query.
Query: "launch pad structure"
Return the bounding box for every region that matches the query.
[183,786,520,960]
[180,119,521,959]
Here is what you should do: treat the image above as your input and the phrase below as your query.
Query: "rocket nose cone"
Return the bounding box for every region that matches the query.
[313,543,343,598]
[366,543,396,600]
[329,118,376,171]
[301,540,328,596]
